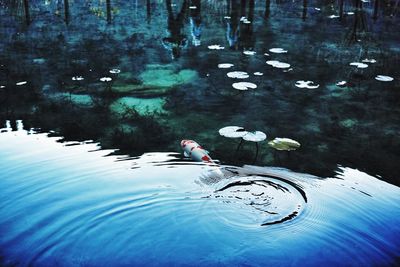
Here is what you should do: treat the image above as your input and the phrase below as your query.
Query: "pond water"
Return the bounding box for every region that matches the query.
[0,123,399,266]
[0,0,400,265]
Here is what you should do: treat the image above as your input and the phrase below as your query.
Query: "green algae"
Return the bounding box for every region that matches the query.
[110,97,166,116]
[111,64,198,96]
[49,93,93,106]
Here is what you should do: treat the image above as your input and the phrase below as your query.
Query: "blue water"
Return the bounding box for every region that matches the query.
[0,121,399,266]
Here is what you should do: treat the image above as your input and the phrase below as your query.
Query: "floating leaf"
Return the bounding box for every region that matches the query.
[349,62,368,69]
[219,126,248,138]
[227,71,249,79]
[16,81,27,86]
[375,75,394,82]
[269,48,287,54]
[109,69,121,74]
[232,82,257,90]
[268,138,301,151]
[218,63,234,69]
[72,76,84,81]
[336,81,347,87]
[208,44,225,50]
[243,131,267,142]
[266,60,290,69]
[243,50,256,55]
[295,80,319,89]
[100,77,112,82]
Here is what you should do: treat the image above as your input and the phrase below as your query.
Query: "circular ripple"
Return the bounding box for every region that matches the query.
[213,176,307,227]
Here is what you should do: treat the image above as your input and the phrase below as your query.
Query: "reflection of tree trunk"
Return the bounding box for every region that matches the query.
[106,0,111,24]
[64,0,70,24]
[264,0,270,19]
[240,0,246,18]
[249,0,254,21]
[346,2,367,44]
[373,0,378,20]
[23,0,30,25]
[339,0,344,20]
[302,0,307,20]
[146,0,151,23]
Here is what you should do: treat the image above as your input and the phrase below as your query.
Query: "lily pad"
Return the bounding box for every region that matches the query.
[100,77,112,82]
[375,75,394,82]
[218,63,234,69]
[269,48,287,54]
[243,131,266,142]
[72,76,84,81]
[227,71,249,79]
[232,82,257,90]
[268,138,300,151]
[295,80,320,89]
[266,60,291,69]
[349,62,368,69]
[243,51,256,55]
[219,126,248,138]
[208,45,225,50]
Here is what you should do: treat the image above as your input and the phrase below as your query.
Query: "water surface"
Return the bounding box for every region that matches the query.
[0,124,399,266]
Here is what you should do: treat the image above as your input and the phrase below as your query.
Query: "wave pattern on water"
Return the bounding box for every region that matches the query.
[0,122,399,266]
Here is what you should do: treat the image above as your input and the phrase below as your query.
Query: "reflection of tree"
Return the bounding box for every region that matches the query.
[345,0,367,44]
[226,0,240,49]
[238,0,255,51]
[302,0,307,20]
[264,0,270,19]
[162,0,188,59]
[226,0,255,51]
[189,0,202,46]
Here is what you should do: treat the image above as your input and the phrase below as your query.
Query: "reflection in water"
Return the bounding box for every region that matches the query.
[225,0,255,51]
[162,0,189,59]
[0,124,399,265]
[189,0,202,46]
[0,1,399,200]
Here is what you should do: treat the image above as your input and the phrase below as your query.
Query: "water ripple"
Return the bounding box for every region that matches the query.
[0,125,399,266]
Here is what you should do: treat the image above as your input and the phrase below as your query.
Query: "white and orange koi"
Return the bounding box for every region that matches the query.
[180,139,214,163]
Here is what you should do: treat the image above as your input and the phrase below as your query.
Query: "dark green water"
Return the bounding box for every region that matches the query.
[1,0,399,186]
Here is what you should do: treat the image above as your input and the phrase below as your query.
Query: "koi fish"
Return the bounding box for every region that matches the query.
[180,140,213,163]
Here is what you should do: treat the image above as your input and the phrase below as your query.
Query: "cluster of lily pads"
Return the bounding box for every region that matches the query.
[348,60,394,82]
[218,126,301,162]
